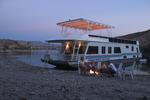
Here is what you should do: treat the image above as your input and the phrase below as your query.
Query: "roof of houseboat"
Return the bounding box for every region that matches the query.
[47,34,138,45]
[57,18,114,31]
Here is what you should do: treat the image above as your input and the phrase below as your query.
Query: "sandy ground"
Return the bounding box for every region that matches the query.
[0,54,150,100]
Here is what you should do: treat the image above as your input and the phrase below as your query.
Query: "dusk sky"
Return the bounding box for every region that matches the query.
[0,0,150,41]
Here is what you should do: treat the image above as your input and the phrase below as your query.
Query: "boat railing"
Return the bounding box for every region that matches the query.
[43,52,80,61]
[64,55,79,61]
[138,53,142,58]
[63,55,72,61]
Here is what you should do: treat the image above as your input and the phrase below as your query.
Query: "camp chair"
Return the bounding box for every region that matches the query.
[122,61,136,80]
[117,62,123,79]
[78,60,81,74]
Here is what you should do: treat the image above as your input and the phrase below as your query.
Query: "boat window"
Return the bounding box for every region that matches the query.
[123,56,127,59]
[64,42,73,54]
[108,47,112,54]
[102,46,105,54]
[126,46,129,48]
[109,38,136,44]
[136,48,139,53]
[87,46,98,54]
[114,47,121,53]
[131,46,134,51]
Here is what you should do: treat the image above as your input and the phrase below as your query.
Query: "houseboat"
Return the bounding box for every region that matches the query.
[41,18,142,69]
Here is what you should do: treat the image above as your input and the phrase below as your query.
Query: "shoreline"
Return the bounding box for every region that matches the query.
[0,54,150,100]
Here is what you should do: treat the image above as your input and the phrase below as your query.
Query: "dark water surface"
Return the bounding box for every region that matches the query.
[15,50,150,73]
[16,50,55,68]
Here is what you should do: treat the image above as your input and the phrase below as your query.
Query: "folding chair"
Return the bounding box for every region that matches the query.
[122,61,136,80]
[117,62,123,79]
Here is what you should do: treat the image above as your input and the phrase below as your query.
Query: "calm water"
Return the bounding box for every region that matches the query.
[16,50,56,68]
[16,50,150,74]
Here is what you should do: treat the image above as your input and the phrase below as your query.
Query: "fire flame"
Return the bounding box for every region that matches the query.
[95,71,99,75]
[89,69,94,74]
[89,69,99,75]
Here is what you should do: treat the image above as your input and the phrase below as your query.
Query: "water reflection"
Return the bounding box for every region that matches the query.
[15,50,150,74]
[16,50,55,68]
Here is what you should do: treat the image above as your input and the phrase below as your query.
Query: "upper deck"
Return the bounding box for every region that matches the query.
[47,34,138,45]
[88,35,138,45]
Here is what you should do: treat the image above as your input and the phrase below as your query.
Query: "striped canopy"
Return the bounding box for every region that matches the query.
[57,18,114,31]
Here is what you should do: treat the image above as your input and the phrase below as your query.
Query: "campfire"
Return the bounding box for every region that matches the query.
[89,69,100,76]
[89,69,94,74]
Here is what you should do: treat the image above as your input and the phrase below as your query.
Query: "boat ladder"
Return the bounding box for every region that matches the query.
[72,42,80,61]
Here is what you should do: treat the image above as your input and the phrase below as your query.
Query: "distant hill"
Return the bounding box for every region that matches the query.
[0,39,31,51]
[0,39,60,52]
[118,29,150,61]
[118,29,150,47]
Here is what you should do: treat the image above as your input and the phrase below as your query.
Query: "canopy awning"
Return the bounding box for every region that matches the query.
[57,18,114,31]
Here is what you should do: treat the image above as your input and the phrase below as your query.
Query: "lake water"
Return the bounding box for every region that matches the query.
[16,50,55,68]
[15,50,150,74]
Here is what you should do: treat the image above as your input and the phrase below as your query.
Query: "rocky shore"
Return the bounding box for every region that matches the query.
[0,54,150,100]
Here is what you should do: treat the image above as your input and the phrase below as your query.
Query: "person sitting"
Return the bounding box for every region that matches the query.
[79,57,88,75]
[88,62,96,70]
[108,62,117,77]
[99,63,110,75]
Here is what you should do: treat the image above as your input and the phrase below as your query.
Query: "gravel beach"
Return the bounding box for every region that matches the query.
[0,54,150,100]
